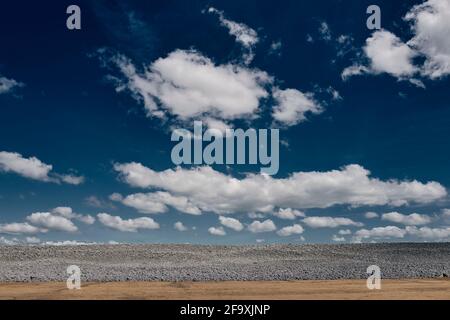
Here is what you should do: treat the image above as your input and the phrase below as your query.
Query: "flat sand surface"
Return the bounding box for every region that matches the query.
[1,279,449,300]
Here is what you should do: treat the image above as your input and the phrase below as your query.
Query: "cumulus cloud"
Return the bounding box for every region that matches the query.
[442,209,450,221]
[26,212,78,233]
[364,30,417,77]
[405,226,450,240]
[338,229,352,235]
[354,225,450,242]
[302,216,363,228]
[174,221,188,232]
[111,191,201,215]
[276,224,304,236]
[272,208,305,220]
[208,226,226,236]
[342,30,417,81]
[0,236,20,245]
[97,213,159,232]
[354,226,407,241]
[344,0,450,82]
[0,151,53,182]
[219,216,244,231]
[114,163,446,214]
[332,234,346,242]
[0,222,45,235]
[248,219,276,233]
[25,236,41,244]
[0,75,24,95]
[364,212,379,219]
[57,174,85,185]
[110,50,271,123]
[381,212,432,226]
[51,207,95,225]
[272,88,323,126]
[405,0,450,79]
[0,151,84,184]
[207,7,258,64]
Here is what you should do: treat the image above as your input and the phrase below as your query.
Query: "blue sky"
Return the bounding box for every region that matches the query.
[1,0,450,244]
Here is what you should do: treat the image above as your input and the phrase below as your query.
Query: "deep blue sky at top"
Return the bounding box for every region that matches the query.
[0,0,449,243]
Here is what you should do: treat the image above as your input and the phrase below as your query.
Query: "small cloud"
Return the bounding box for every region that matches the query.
[248,219,277,233]
[97,213,159,232]
[0,75,24,95]
[303,216,363,228]
[364,212,379,219]
[174,221,188,232]
[208,226,226,236]
[0,151,84,185]
[277,224,304,236]
[332,234,346,242]
[219,216,244,231]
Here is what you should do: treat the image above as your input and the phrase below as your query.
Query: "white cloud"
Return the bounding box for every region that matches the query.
[341,65,370,80]
[302,216,363,228]
[381,212,432,226]
[174,221,188,232]
[0,236,20,245]
[57,174,85,185]
[364,30,417,77]
[332,234,346,242]
[85,195,115,209]
[207,7,259,64]
[405,226,450,240]
[248,212,266,219]
[272,88,322,126]
[25,236,41,244]
[26,212,78,233]
[219,216,244,231]
[364,211,379,219]
[405,0,450,79]
[338,229,352,235]
[273,208,305,220]
[51,207,95,225]
[354,226,407,241]
[0,151,53,182]
[203,117,232,133]
[114,163,446,214]
[97,213,159,232]
[344,1,450,82]
[343,30,417,80]
[111,50,271,122]
[276,224,304,236]
[269,41,282,56]
[0,222,45,235]
[0,75,24,95]
[0,151,84,184]
[208,226,226,236]
[248,219,277,233]
[319,22,332,42]
[442,209,450,219]
[111,191,201,215]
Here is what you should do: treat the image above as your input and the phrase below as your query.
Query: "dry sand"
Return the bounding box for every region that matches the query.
[1,279,449,300]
